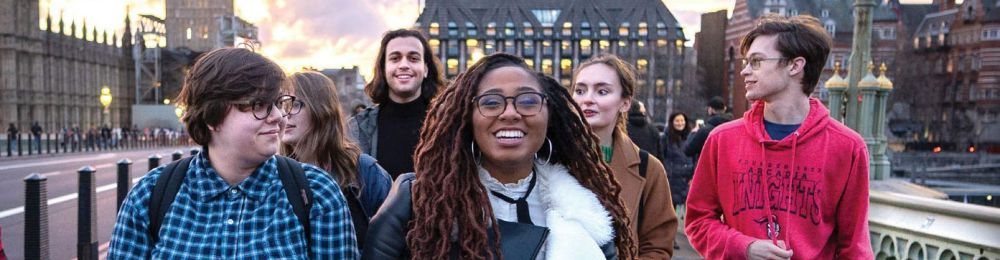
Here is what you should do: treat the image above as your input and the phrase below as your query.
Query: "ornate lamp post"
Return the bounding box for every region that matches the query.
[99,86,113,126]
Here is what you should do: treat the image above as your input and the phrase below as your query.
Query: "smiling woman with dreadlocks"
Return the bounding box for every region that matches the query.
[364,53,637,259]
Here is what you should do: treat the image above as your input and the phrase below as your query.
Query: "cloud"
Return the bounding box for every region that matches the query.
[243,0,419,77]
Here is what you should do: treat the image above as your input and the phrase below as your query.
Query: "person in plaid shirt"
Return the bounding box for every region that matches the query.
[107,48,358,259]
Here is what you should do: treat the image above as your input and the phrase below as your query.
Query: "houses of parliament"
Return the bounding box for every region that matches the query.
[1,0,135,133]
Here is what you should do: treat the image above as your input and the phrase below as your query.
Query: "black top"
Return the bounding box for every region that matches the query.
[376,97,428,179]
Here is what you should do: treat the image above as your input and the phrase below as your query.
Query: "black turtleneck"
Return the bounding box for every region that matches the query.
[376,97,428,179]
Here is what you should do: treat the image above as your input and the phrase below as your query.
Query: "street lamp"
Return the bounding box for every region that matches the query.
[99,86,113,125]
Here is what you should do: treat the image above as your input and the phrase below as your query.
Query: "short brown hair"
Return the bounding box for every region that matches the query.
[740,14,832,95]
[177,48,287,146]
[572,53,637,137]
[365,29,445,104]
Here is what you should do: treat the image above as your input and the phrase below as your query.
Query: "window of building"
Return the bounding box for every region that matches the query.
[447,40,458,56]
[201,27,209,39]
[504,40,514,53]
[656,22,667,36]
[466,39,479,48]
[657,39,668,47]
[790,9,798,16]
[543,24,553,36]
[485,40,495,54]
[599,40,610,52]
[824,20,836,36]
[525,59,535,69]
[581,22,592,37]
[531,9,561,27]
[637,59,648,73]
[619,22,630,37]
[447,58,458,75]
[638,22,648,36]
[430,22,440,35]
[580,39,593,55]
[618,40,627,48]
[448,22,458,36]
[562,22,573,36]
[429,39,441,53]
[524,41,536,56]
[821,9,829,18]
[524,22,534,36]
[561,41,571,56]
[561,59,572,77]
[505,22,515,36]
[543,40,553,56]
[186,27,192,39]
[487,22,497,36]
[656,79,666,96]
[600,22,610,36]
[466,22,477,37]
[542,59,553,74]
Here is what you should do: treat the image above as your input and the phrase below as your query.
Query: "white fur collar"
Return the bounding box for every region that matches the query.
[534,161,615,260]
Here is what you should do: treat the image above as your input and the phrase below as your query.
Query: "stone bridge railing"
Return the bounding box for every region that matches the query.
[869,190,1000,260]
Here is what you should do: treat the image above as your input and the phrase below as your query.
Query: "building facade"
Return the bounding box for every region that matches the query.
[695,10,729,104]
[165,0,258,52]
[1,0,134,132]
[319,66,370,115]
[413,0,687,124]
[902,0,1000,150]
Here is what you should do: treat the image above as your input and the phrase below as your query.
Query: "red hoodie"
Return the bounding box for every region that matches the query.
[685,98,873,259]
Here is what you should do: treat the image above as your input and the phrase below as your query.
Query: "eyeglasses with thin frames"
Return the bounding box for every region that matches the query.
[231,95,303,120]
[737,56,786,70]
[472,92,547,117]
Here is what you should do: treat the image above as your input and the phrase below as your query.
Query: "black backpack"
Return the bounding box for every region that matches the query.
[147,156,314,247]
[636,150,649,233]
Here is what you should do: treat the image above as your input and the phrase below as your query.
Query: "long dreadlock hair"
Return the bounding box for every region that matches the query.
[408,52,637,259]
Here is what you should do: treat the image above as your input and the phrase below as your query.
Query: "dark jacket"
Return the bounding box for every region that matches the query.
[626,115,662,160]
[364,172,618,259]
[348,106,380,157]
[683,115,731,165]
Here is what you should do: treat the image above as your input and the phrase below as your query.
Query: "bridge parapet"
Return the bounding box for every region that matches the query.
[869,190,1000,260]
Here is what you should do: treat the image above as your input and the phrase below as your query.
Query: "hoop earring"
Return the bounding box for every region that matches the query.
[470,141,482,166]
[535,138,553,165]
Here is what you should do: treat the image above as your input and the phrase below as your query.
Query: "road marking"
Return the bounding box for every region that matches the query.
[0,176,144,219]
[42,163,116,178]
[0,153,118,171]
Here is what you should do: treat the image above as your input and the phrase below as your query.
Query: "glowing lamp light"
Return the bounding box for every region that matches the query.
[99,86,113,109]
[932,146,942,153]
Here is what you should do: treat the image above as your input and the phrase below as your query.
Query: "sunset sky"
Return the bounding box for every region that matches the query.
[40,0,946,79]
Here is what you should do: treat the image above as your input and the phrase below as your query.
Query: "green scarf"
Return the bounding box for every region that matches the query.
[600,145,613,163]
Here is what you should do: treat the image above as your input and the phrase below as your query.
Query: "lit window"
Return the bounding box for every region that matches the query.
[466,39,479,47]
[523,22,534,36]
[487,22,497,36]
[186,27,192,40]
[525,59,534,68]
[637,59,648,71]
[563,22,573,36]
[618,40,626,47]
[638,22,648,36]
[600,22,610,36]
[447,58,458,75]
[657,39,667,47]
[524,41,535,56]
[430,22,440,35]
[542,59,553,74]
[561,59,572,76]
[429,39,440,51]
[581,39,593,55]
[599,40,610,51]
[619,22,630,37]
[505,22,515,36]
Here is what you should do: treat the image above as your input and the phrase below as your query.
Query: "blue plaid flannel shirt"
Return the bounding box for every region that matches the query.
[107,153,359,259]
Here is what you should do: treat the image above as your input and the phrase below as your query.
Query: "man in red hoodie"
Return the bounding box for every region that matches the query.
[685,14,874,259]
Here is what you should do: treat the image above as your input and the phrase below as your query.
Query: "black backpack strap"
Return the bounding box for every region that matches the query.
[639,150,649,178]
[342,187,368,247]
[275,156,313,249]
[637,149,650,234]
[148,156,193,244]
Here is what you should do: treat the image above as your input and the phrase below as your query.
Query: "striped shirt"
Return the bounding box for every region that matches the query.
[107,153,358,259]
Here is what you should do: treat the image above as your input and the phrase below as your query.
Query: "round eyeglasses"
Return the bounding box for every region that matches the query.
[472,92,547,117]
[232,95,303,120]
